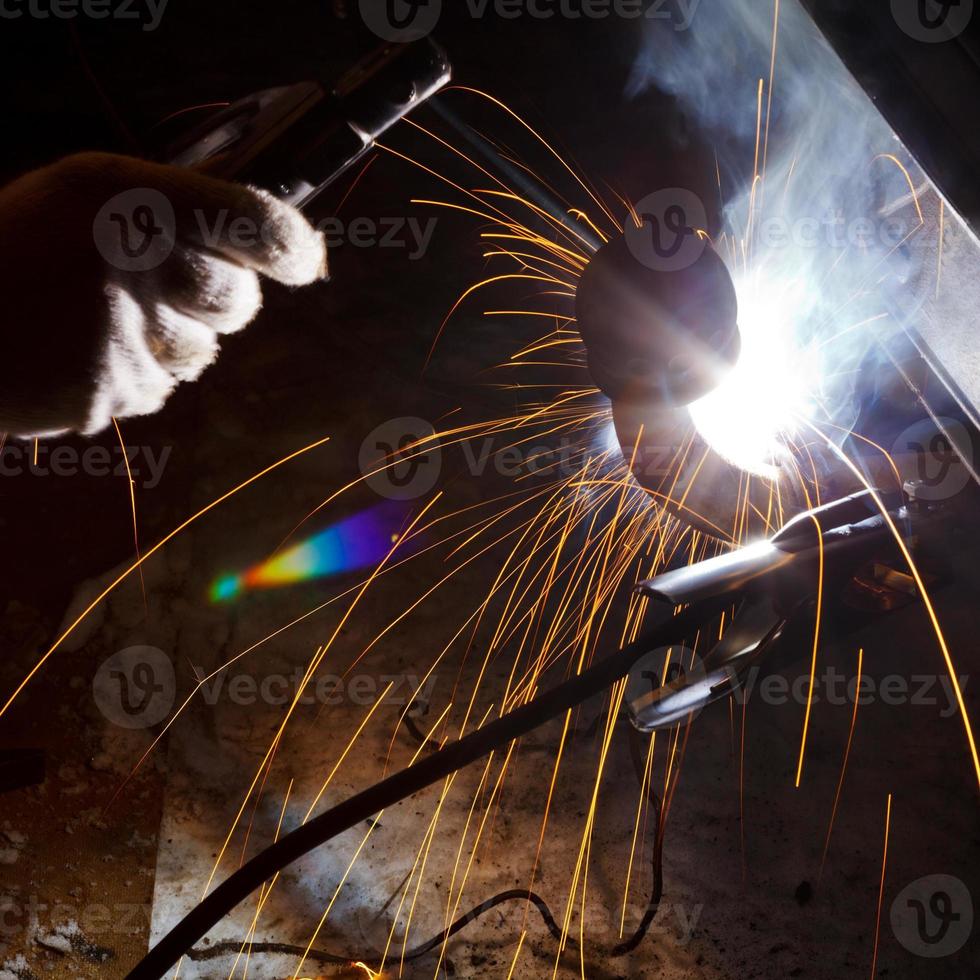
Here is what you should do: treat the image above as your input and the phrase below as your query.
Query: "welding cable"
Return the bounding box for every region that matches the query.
[126,599,722,980]
[186,889,563,967]
[186,717,672,968]
[612,722,685,956]
[185,728,669,968]
[185,731,668,969]
[401,698,444,752]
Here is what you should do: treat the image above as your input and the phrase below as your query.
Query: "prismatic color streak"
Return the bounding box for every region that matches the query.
[210,501,414,602]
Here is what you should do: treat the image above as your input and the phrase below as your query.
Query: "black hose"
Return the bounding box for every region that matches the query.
[186,724,670,969]
[185,734,667,968]
[187,888,563,967]
[127,600,718,980]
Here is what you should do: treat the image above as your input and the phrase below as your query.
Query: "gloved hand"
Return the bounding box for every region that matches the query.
[0,152,327,438]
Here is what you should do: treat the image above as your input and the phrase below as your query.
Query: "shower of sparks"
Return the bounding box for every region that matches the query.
[3,8,976,977]
[794,510,825,787]
[112,415,147,609]
[819,646,864,882]
[0,435,332,721]
[870,793,893,980]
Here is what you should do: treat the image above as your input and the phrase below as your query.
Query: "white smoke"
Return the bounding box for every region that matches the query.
[628,0,940,461]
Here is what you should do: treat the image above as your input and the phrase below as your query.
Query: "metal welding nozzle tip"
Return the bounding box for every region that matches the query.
[575,233,740,408]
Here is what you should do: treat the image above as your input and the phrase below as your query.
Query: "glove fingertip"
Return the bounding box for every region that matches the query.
[242,187,329,285]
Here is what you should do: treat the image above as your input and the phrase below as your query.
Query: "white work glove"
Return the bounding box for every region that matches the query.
[0,152,327,438]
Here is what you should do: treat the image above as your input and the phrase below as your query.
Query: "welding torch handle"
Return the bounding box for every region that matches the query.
[167,39,451,209]
[125,599,721,980]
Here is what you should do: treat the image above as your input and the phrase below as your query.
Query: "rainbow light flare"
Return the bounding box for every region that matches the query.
[210,502,413,602]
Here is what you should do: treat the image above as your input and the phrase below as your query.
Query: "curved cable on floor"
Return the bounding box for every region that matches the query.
[127,599,720,980]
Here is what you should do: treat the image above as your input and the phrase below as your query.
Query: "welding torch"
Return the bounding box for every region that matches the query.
[168,37,451,206]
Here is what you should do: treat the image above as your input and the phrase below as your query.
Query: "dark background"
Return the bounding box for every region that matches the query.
[0,0,729,612]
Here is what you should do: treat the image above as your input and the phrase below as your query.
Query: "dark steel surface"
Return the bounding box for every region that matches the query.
[801,0,980,237]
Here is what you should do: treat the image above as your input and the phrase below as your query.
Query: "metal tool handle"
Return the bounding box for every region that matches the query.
[168,38,451,209]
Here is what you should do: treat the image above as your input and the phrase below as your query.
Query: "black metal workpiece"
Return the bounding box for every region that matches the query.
[575,235,740,409]
[801,0,980,239]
